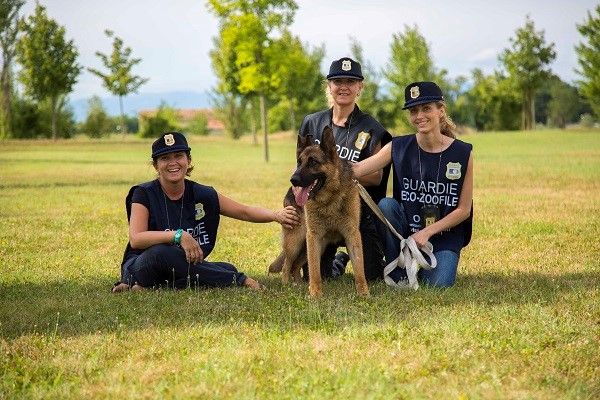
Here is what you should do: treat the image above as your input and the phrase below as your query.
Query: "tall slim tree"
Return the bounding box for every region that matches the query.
[16,3,81,139]
[88,29,148,135]
[0,0,23,138]
[268,30,324,132]
[499,15,556,130]
[207,0,298,162]
[575,4,600,120]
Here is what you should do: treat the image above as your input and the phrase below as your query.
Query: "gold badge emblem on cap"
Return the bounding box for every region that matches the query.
[354,131,371,150]
[410,86,420,99]
[164,134,175,146]
[341,60,351,71]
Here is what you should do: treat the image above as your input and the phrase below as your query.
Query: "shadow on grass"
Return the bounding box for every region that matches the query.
[1,270,597,339]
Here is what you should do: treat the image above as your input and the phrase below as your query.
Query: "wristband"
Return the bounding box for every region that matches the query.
[173,229,183,245]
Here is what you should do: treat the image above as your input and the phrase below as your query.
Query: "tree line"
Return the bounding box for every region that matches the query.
[1,1,599,147]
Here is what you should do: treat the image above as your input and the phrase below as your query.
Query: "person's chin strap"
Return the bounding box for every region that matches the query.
[355,180,436,290]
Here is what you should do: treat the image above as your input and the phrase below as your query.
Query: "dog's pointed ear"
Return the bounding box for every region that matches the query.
[320,126,338,161]
[296,133,313,159]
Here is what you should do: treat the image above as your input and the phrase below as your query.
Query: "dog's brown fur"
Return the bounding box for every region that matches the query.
[270,126,369,298]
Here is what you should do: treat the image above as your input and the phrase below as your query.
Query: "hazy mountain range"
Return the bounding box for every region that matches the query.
[69,90,212,122]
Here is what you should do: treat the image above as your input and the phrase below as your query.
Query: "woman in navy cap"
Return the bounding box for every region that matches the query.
[277,57,391,281]
[353,81,473,288]
[112,131,300,292]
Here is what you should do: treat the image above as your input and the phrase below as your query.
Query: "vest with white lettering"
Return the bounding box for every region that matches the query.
[299,105,392,203]
[120,179,220,266]
[391,134,473,252]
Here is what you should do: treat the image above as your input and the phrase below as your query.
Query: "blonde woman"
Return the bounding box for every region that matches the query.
[353,81,473,288]
[295,57,391,281]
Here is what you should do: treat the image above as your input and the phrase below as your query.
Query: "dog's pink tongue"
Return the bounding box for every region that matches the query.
[292,186,310,207]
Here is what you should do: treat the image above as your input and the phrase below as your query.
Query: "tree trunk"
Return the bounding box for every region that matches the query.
[0,59,12,138]
[522,89,534,130]
[51,96,58,140]
[249,101,257,146]
[119,95,127,136]
[259,94,269,162]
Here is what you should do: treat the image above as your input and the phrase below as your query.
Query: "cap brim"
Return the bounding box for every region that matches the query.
[402,97,443,110]
[152,145,191,158]
[326,74,364,80]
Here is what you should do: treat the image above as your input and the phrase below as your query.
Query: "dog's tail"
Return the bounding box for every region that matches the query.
[268,251,285,274]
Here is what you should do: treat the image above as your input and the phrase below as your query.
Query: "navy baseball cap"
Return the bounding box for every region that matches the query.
[326,57,364,80]
[151,132,191,158]
[402,81,444,109]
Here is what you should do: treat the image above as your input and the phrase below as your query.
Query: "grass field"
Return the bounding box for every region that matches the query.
[1,130,599,399]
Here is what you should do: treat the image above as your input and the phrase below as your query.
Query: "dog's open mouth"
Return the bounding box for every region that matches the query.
[292,178,324,207]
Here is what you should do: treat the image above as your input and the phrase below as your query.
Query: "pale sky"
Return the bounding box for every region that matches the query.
[23,0,599,101]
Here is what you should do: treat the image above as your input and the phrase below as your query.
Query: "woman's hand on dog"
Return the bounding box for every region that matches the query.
[180,231,204,264]
[274,206,301,229]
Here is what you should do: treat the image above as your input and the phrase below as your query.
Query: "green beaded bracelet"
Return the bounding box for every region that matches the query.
[173,228,183,245]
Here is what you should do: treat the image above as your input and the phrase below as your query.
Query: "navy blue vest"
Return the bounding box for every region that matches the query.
[299,105,392,203]
[391,134,473,252]
[121,179,220,265]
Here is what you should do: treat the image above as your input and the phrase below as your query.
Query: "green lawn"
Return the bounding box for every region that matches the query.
[1,130,599,399]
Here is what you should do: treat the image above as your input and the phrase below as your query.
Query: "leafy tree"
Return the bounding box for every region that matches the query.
[575,4,600,119]
[499,15,556,130]
[88,29,148,135]
[11,94,75,138]
[209,26,248,140]
[0,0,23,138]
[383,25,448,131]
[188,112,209,136]
[267,30,324,132]
[456,69,520,132]
[82,95,110,137]
[546,77,585,128]
[16,3,81,139]
[139,102,179,138]
[207,0,298,162]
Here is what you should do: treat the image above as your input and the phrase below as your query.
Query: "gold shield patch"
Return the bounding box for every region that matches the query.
[410,86,420,99]
[354,131,371,150]
[164,134,175,146]
[446,162,462,180]
[195,203,205,220]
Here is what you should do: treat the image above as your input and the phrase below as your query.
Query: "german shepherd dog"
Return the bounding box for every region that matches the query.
[270,126,369,298]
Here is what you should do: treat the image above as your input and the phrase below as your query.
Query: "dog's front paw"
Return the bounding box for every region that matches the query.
[309,284,323,298]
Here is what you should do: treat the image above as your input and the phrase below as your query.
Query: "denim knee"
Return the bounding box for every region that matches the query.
[419,250,460,288]
[378,197,399,218]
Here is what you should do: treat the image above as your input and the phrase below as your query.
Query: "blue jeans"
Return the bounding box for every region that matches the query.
[375,198,460,288]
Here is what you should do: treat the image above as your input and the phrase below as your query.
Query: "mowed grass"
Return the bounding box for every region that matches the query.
[0,130,598,399]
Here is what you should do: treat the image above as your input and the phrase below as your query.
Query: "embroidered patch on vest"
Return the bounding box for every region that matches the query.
[195,203,205,220]
[354,131,371,150]
[446,162,462,180]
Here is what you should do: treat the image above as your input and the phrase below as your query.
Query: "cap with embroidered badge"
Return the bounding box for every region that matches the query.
[151,131,191,158]
[326,57,364,80]
[402,81,444,109]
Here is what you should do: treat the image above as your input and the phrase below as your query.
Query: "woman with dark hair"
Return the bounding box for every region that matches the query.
[112,131,299,292]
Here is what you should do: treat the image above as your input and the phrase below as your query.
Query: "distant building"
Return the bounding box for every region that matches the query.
[137,108,225,133]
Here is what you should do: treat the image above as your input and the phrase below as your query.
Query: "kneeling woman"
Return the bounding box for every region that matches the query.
[113,132,299,292]
[353,82,473,288]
